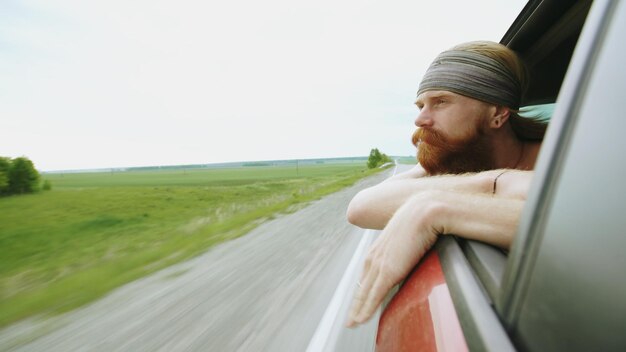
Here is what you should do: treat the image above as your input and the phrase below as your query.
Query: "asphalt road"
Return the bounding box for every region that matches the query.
[0,167,399,352]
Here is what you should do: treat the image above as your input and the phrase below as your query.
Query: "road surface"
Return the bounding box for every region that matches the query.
[1,166,407,352]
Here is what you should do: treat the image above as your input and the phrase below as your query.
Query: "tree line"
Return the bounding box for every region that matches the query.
[0,156,48,196]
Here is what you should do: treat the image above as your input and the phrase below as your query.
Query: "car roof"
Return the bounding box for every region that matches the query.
[501,0,592,105]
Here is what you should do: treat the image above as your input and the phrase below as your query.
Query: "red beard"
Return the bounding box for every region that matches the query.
[412,127,494,175]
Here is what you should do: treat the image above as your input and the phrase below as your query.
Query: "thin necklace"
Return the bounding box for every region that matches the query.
[514,142,525,169]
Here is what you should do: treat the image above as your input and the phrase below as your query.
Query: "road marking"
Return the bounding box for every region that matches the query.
[306,229,376,352]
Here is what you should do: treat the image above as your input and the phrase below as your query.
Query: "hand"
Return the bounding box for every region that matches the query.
[346,194,440,327]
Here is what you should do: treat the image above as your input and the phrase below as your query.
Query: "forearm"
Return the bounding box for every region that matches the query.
[347,171,489,229]
[347,168,533,230]
[381,190,522,253]
[432,190,524,248]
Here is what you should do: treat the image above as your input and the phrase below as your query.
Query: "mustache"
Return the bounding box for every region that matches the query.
[412,128,450,149]
[411,129,420,146]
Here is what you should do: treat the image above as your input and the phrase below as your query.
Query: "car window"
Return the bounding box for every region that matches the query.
[499,0,614,327]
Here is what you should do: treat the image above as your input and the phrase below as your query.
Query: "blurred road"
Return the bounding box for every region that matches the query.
[0,167,403,352]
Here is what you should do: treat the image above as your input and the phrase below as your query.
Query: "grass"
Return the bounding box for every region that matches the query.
[0,163,381,328]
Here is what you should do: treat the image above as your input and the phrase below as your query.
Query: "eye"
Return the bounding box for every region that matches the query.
[437,99,446,105]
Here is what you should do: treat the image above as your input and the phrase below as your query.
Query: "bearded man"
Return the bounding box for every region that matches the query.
[345,41,547,327]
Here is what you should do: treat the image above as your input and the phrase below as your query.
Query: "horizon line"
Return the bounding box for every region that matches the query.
[41,155,416,174]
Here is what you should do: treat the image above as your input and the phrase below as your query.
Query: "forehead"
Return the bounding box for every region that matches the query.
[415,90,459,104]
[415,90,482,106]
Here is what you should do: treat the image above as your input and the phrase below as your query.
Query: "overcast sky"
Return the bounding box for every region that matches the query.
[1,0,526,171]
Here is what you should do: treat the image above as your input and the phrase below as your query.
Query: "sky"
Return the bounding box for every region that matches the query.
[1,0,526,171]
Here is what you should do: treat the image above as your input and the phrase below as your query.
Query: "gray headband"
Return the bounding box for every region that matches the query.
[417,50,521,109]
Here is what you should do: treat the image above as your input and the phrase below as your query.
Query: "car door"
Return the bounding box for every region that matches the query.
[499,0,626,350]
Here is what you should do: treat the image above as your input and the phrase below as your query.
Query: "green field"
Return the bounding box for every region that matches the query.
[0,163,380,327]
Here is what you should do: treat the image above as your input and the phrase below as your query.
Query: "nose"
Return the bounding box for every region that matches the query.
[415,108,433,128]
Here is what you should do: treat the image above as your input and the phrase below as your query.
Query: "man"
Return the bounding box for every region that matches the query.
[345,41,547,327]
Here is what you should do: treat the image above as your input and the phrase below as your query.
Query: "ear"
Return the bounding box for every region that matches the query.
[489,106,511,129]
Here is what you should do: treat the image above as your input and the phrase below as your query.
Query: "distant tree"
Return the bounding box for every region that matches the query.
[7,157,40,194]
[367,148,392,169]
[0,157,11,195]
[367,148,382,169]
[0,172,7,192]
[42,179,52,191]
[380,152,392,165]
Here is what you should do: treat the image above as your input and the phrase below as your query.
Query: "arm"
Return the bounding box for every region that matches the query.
[347,167,532,230]
[386,164,428,180]
[346,189,524,327]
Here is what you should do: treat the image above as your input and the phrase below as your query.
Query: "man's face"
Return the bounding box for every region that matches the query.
[413,90,495,175]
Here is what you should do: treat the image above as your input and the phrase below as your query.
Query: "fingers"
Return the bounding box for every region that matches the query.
[346,256,378,327]
[345,229,426,328]
[346,245,397,327]
[362,273,395,321]
[348,273,393,327]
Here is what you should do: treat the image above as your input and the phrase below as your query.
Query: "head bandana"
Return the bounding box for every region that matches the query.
[417,50,521,109]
